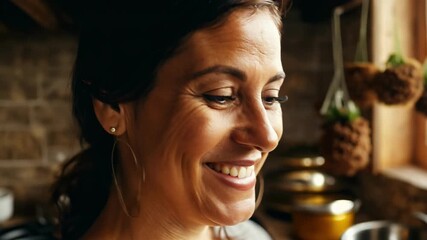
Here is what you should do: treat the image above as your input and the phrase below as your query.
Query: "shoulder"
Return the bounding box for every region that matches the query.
[213,220,272,240]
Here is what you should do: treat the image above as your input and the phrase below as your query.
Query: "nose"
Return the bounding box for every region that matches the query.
[231,100,281,152]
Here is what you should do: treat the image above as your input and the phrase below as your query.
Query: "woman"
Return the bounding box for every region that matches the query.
[53,0,290,239]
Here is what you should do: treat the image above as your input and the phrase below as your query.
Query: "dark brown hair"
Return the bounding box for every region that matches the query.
[52,1,290,239]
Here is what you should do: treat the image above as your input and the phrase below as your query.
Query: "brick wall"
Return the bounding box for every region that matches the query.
[358,172,427,226]
[0,32,80,215]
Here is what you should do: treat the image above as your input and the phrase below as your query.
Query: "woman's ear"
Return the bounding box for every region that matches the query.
[92,98,127,136]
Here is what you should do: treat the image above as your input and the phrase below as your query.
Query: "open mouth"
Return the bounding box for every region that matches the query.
[206,163,254,179]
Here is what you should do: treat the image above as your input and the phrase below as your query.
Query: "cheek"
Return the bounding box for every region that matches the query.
[177,108,230,159]
[135,104,229,202]
[142,102,229,166]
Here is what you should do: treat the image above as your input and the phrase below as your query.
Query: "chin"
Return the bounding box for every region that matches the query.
[224,211,254,226]
[219,212,254,227]
[207,198,256,226]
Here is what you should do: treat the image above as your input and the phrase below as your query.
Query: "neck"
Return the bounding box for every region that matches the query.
[83,190,213,240]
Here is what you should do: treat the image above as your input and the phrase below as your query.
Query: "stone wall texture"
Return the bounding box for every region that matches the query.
[358,173,427,227]
[0,33,80,216]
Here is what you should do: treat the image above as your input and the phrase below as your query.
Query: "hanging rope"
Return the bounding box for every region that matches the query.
[320,0,362,116]
[354,0,370,62]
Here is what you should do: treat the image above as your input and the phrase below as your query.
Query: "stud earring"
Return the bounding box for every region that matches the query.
[110,127,117,133]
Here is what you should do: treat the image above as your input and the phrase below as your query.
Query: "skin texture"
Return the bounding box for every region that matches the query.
[89,8,284,240]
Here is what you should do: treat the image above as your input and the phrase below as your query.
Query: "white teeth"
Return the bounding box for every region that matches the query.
[247,166,253,177]
[210,164,254,179]
[230,167,238,177]
[238,167,246,179]
[221,165,230,175]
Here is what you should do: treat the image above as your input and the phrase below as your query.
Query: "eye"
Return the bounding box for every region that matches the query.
[203,94,236,105]
[263,95,288,106]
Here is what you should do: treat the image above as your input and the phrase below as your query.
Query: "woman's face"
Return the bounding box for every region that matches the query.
[125,9,284,227]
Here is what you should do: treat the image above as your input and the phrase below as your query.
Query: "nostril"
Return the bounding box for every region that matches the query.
[254,146,263,152]
[231,126,279,152]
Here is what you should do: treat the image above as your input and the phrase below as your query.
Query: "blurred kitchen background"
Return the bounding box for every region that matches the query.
[0,0,426,239]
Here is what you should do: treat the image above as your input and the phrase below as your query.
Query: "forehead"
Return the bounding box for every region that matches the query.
[179,9,281,70]
[153,9,283,89]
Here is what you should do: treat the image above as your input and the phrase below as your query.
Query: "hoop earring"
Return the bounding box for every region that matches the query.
[255,173,265,210]
[111,138,145,218]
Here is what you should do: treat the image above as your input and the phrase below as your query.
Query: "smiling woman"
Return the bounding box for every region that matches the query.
[51,1,290,240]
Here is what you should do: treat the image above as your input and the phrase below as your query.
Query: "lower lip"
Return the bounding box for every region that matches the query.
[204,164,256,191]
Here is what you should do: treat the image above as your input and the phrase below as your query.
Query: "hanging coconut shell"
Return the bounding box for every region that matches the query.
[320,116,371,176]
[344,62,379,109]
[374,56,423,105]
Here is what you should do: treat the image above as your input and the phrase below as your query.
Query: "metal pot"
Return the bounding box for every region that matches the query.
[341,221,427,240]
[264,168,352,215]
[264,155,358,240]
[265,155,325,173]
[266,170,344,193]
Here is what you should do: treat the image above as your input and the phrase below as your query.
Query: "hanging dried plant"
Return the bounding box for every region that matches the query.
[319,0,372,177]
[344,63,379,109]
[320,116,371,176]
[343,0,378,109]
[374,54,424,105]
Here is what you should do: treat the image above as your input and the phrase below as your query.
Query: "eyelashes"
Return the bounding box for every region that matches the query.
[263,96,288,105]
[202,95,237,104]
[202,94,288,107]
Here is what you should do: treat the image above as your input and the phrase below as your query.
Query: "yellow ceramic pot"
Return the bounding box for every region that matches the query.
[292,199,358,240]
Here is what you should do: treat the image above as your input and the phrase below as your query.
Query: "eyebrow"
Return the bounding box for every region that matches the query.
[190,64,286,83]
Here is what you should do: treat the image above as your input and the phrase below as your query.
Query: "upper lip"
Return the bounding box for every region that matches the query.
[205,159,258,167]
